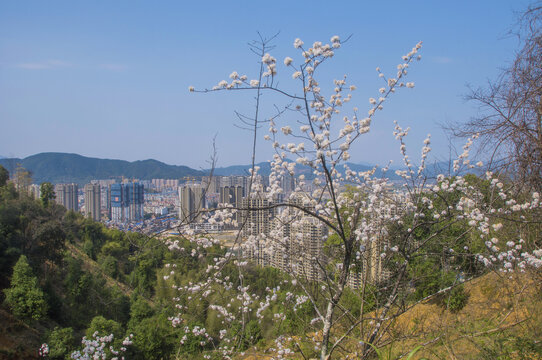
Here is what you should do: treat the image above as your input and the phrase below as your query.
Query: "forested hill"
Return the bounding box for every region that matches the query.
[0,153,204,184]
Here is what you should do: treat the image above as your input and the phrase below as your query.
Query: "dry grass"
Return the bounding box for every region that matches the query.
[380,271,542,359]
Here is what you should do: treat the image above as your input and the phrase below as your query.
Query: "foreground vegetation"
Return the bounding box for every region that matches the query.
[0,167,540,359]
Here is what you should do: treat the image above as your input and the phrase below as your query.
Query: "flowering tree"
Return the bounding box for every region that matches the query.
[165,34,542,360]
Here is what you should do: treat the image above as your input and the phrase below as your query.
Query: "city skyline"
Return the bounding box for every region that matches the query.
[0,0,530,168]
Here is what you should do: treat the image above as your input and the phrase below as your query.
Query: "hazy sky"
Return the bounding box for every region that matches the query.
[0,0,531,168]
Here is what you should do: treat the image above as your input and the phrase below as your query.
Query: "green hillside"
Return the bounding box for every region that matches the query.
[0,153,204,184]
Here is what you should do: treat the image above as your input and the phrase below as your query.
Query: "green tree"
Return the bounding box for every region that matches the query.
[3,254,48,320]
[40,182,56,208]
[242,320,262,350]
[0,165,8,187]
[100,255,119,278]
[127,297,154,329]
[129,314,178,360]
[29,219,66,265]
[86,315,123,339]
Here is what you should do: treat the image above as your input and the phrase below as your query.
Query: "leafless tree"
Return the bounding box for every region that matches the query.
[455,3,542,190]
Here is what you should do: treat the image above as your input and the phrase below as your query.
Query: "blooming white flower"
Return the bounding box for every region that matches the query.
[284,57,293,66]
[492,223,503,231]
[250,79,259,87]
[262,53,276,64]
[294,38,304,48]
[281,126,292,135]
[292,71,302,79]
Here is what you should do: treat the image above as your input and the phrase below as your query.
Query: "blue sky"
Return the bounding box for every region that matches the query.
[0,0,531,168]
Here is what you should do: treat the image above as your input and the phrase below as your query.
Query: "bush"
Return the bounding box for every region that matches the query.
[446,284,469,313]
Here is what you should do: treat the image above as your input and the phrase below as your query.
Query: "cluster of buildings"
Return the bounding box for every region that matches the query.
[30,181,146,223]
[42,175,264,226]
[27,172,397,287]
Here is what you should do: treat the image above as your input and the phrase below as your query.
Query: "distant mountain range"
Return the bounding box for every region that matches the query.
[0,152,465,185]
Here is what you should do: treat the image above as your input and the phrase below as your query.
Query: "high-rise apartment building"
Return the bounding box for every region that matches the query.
[240,195,277,266]
[346,191,405,289]
[110,182,144,222]
[127,182,144,222]
[269,173,296,200]
[240,196,275,239]
[221,176,249,193]
[29,184,41,200]
[101,185,110,214]
[55,184,78,211]
[242,192,328,281]
[202,176,221,194]
[84,184,101,221]
[219,185,244,205]
[110,183,125,222]
[152,178,180,191]
[289,216,328,282]
[265,209,328,282]
[347,231,390,289]
[178,183,205,223]
[219,185,244,225]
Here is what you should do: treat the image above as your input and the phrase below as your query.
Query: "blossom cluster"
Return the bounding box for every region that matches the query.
[69,332,133,360]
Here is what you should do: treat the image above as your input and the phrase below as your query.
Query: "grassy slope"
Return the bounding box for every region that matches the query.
[381,271,542,359]
[0,307,42,360]
[240,271,541,360]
